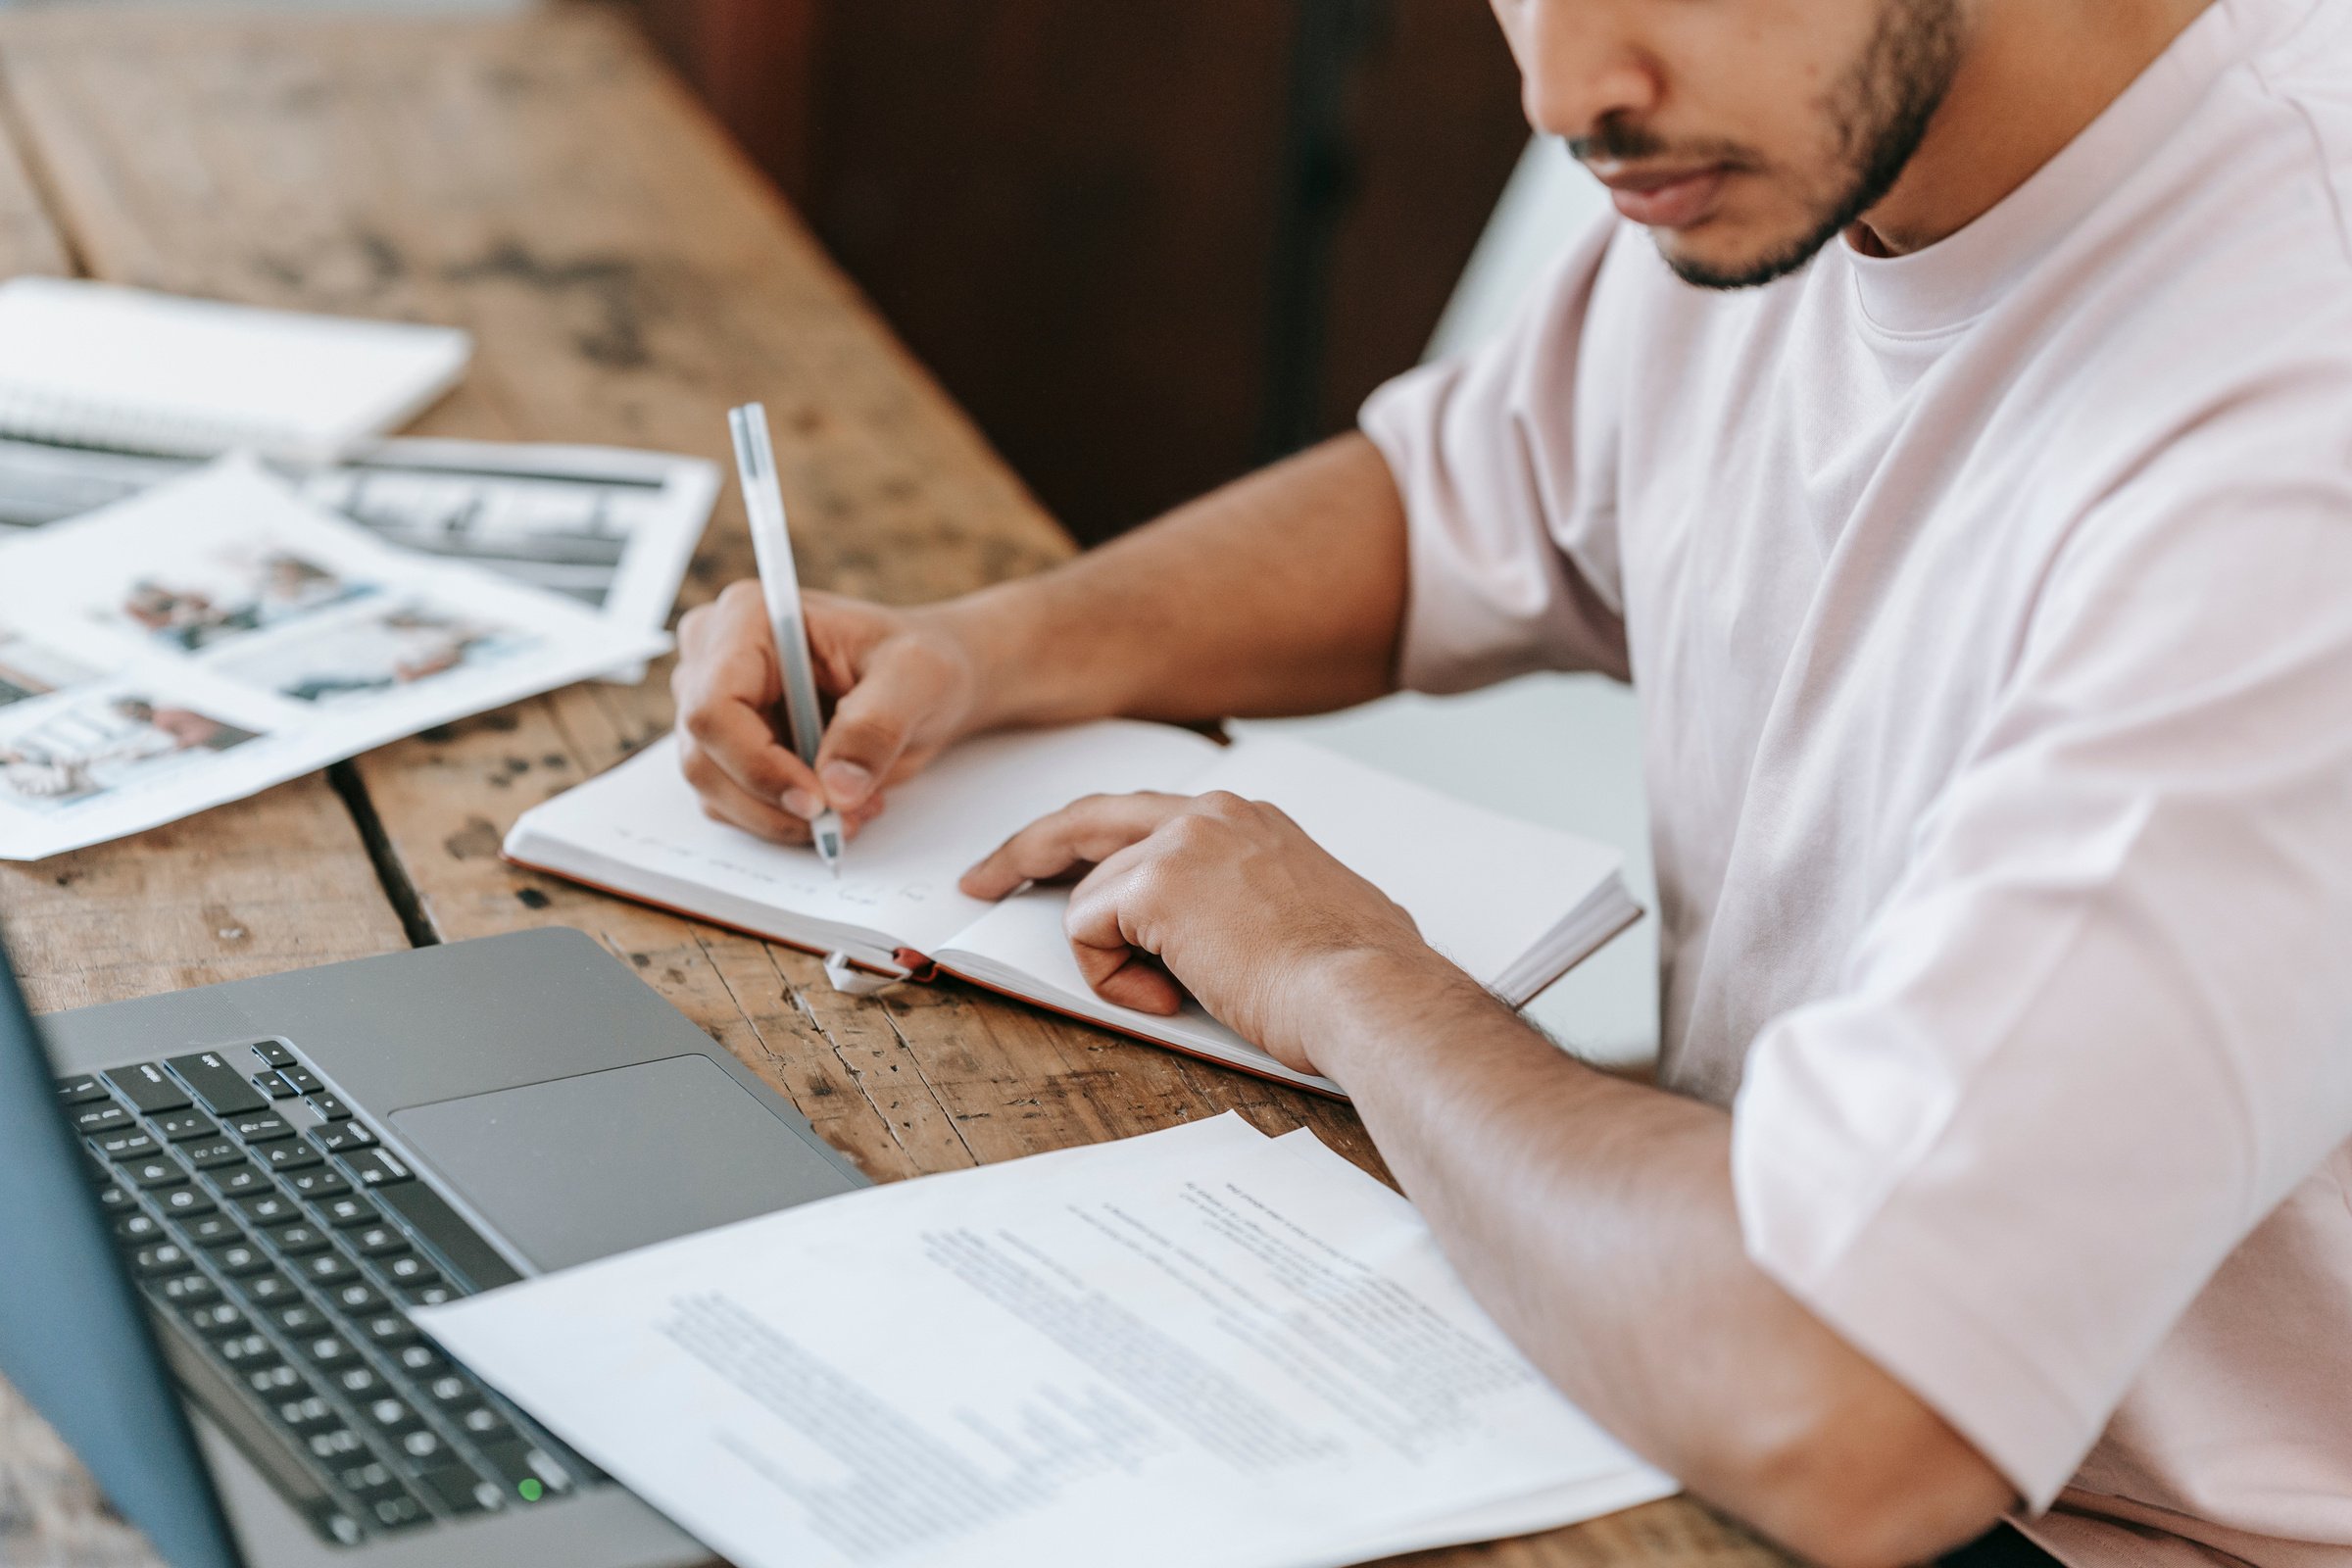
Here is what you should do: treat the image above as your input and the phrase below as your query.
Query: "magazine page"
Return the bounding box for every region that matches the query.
[0,456,668,860]
[0,433,717,682]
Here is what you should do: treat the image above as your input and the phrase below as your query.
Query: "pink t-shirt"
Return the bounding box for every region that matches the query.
[1359,2,2352,1563]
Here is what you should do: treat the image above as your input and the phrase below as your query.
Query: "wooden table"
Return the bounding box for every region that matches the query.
[0,12,1782,1567]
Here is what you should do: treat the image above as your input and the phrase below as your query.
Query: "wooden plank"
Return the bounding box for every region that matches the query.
[0,12,1784,1566]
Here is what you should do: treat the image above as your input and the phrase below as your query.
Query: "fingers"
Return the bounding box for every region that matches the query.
[811,643,956,811]
[673,582,825,815]
[1063,843,1188,1015]
[678,737,889,847]
[957,793,1194,901]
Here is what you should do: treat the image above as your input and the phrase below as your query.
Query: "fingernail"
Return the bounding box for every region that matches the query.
[781,788,820,819]
[819,760,873,806]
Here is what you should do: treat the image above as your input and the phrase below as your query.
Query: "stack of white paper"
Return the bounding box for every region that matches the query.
[417,1114,1676,1568]
[0,457,668,859]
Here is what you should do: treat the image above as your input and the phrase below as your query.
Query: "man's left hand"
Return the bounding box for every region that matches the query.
[958,791,1443,1076]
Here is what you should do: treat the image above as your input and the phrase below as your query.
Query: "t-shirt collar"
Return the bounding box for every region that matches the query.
[1841,0,2270,337]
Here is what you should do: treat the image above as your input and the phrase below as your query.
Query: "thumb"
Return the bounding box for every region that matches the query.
[812,647,949,809]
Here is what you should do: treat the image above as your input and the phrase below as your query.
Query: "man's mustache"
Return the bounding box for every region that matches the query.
[1567,116,1754,170]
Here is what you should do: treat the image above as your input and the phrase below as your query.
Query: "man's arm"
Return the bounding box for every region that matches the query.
[957,792,2016,1568]
[1310,956,2014,1568]
[671,433,1410,841]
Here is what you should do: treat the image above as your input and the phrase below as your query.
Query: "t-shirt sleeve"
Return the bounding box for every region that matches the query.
[1358,214,1634,693]
[1730,428,2352,1509]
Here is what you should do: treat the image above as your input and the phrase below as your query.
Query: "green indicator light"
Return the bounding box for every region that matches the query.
[517,1479,545,1503]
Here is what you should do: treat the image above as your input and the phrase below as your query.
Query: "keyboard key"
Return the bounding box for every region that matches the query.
[363,1396,420,1434]
[149,1273,220,1307]
[300,1334,360,1369]
[182,1301,248,1338]
[279,1066,323,1096]
[235,1193,303,1228]
[240,1273,304,1310]
[379,1256,438,1289]
[180,1137,244,1170]
[306,1426,367,1461]
[95,1181,135,1213]
[71,1104,132,1137]
[262,1143,322,1173]
[270,1301,328,1336]
[153,1186,217,1220]
[253,1042,296,1068]
[276,1394,337,1431]
[413,1462,499,1516]
[391,1344,447,1379]
[305,1091,354,1122]
[215,1333,276,1368]
[395,1429,448,1465]
[55,1073,111,1104]
[285,1168,351,1201]
[273,1223,330,1256]
[92,1129,160,1161]
[339,1150,414,1189]
[327,1281,387,1315]
[298,1253,362,1290]
[114,1212,165,1245]
[369,1492,429,1532]
[228,1111,293,1144]
[350,1225,408,1259]
[476,1439,569,1499]
[163,1051,268,1117]
[213,1163,271,1199]
[213,1242,272,1277]
[316,1195,380,1229]
[456,1405,512,1441]
[252,1071,297,1101]
[398,1282,457,1308]
[245,1363,304,1396]
[152,1109,219,1143]
[124,1155,189,1190]
[337,1459,401,1498]
[360,1313,420,1348]
[176,1214,241,1249]
[130,1243,195,1278]
[334,1365,385,1399]
[311,1122,377,1155]
[420,1371,479,1411]
[105,1063,190,1115]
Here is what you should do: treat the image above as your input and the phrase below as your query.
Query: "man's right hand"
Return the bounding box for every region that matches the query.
[670,582,983,846]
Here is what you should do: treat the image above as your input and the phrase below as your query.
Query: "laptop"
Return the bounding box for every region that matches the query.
[0,922,870,1567]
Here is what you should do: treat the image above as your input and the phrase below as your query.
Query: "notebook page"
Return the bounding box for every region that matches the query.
[0,278,470,460]
[943,732,1624,998]
[507,720,1225,959]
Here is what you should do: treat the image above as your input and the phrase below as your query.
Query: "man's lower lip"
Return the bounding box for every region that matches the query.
[1609,170,1727,228]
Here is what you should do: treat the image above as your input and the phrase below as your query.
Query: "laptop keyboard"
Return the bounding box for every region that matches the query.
[58,1038,597,1546]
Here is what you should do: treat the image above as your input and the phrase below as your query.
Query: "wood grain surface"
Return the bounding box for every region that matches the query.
[0,11,1784,1567]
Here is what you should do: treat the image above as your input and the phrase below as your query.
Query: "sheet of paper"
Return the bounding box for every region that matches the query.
[0,434,716,682]
[418,1113,1672,1568]
[511,721,1223,959]
[0,456,667,859]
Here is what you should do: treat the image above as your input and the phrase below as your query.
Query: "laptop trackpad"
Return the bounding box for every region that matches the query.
[389,1054,858,1273]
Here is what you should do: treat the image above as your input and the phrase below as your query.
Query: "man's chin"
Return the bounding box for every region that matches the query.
[1651,216,1844,292]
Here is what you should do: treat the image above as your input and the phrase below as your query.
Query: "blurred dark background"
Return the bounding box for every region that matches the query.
[619,0,1529,544]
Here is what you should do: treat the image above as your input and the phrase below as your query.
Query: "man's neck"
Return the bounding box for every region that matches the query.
[1848,0,2218,258]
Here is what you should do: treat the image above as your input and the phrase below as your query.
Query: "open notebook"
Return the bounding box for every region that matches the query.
[0,277,470,461]
[505,722,1640,1095]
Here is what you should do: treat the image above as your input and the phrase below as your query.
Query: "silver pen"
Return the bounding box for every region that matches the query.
[727,402,844,876]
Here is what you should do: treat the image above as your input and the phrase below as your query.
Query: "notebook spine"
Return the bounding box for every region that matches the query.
[0,382,296,460]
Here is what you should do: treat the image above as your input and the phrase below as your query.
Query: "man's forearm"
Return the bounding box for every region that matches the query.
[931,433,1410,732]
[1303,955,2013,1568]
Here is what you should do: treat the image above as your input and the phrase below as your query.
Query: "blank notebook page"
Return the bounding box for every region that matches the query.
[0,277,472,460]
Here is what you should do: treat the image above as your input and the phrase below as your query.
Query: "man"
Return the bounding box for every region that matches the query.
[672,1,2352,1562]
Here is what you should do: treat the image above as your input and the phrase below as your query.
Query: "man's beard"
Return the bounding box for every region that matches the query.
[1574,0,1967,291]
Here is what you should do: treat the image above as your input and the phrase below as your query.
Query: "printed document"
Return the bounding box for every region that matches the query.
[417,1114,1675,1568]
[0,456,667,859]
